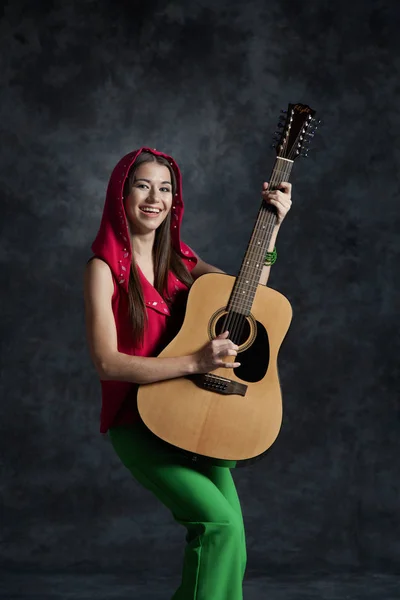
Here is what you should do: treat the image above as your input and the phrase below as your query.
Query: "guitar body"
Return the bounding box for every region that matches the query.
[137,272,293,462]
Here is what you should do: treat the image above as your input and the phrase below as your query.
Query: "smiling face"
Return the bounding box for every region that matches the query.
[124,161,173,236]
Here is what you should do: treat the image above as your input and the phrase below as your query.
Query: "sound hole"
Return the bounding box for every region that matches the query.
[215,311,251,347]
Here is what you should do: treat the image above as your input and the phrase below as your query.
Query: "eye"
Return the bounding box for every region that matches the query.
[160,187,172,193]
[136,183,149,189]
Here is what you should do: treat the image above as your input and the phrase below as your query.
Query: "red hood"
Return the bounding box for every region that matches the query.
[91,147,195,294]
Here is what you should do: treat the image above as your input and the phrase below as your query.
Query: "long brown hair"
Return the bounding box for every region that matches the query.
[124,152,194,346]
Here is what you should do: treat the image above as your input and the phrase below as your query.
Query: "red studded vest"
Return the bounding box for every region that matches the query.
[90,148,198,433]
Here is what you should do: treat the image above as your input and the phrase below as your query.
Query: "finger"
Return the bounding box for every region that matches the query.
[278,181,292,193]
[222,361,241,368]
[214,338,238,348]
[219,341,239,352]
[263,191,279,201]
[217,330,230,339]
[262,182,269,190]
[264,196,280,207]
[224,349,238,357]
[262,191,282,203]
[267,195,290,208]
[216,348,237,360]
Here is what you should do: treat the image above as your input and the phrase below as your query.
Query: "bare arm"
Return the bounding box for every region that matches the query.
[84,259,197,383]
[190,257,225,278]
[258,223,280,285]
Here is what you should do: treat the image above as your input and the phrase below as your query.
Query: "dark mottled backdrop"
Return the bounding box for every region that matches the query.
[1,0,399,583]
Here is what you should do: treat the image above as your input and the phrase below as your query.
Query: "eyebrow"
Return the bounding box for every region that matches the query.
[134,177,172,185]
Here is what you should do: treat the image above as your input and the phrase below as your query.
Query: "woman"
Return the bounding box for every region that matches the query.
[84,147,292,599]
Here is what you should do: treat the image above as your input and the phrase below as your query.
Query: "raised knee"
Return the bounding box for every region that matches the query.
[211,516,243,542]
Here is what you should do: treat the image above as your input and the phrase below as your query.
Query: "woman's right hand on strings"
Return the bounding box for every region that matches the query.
[191,331,241,373]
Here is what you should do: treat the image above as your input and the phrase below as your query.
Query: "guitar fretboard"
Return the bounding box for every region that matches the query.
[227,157,294,315]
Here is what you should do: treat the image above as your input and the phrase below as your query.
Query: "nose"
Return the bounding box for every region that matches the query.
[148,186,161,202]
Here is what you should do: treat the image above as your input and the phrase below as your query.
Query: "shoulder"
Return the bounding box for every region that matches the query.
[84,257,114,297]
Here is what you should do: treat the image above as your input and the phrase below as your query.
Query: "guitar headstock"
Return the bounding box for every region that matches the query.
[272,103,319,160]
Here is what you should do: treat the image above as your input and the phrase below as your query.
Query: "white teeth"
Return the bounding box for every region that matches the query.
[140,207,161,214]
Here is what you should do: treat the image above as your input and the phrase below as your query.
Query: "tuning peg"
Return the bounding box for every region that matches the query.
[280,109,287,114]
[271,144,277,149]
[311,118,322,129]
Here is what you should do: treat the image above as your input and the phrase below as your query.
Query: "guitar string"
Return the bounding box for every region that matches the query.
[223,160,292,342]
[234,160,292,315]
[221,109,297,337]
[222,158,293,348]
[239,109,308,309]
[228,164,287,316]
[231,160,293,313]
[228,165,290,344]
[221,178,277,338]
[231,161,292,299]
[221,112,312,358]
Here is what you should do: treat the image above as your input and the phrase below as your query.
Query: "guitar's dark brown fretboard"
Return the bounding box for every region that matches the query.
[228,157,294,315]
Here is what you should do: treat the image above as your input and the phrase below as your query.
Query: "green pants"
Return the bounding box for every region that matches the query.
[109,418,247,600]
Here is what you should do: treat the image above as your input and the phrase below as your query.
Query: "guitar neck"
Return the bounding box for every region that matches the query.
[228,157,294,315]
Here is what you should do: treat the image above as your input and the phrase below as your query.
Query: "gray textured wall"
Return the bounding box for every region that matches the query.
[1,0,399,577]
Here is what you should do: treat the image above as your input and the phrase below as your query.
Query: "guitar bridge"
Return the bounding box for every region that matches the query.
[189,373,247,396]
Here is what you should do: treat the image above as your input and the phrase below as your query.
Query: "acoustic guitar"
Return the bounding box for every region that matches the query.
[138,103,318,466]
